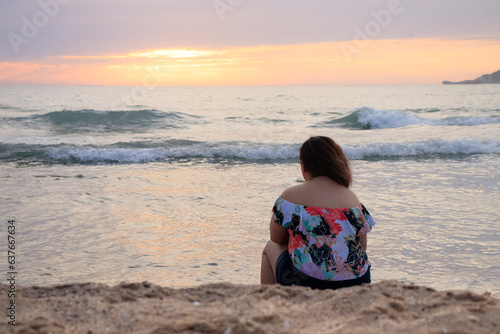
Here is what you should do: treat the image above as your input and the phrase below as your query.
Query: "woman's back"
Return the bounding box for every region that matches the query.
[260,136,375,288]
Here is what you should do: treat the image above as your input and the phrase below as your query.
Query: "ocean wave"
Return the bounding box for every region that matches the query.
[4,109,203,133]
[1,138,499,165]
[45,142,299,164]
[405,108,442,113]
[343,138,500,159]
[322,107,500,129]
[224,116,287,124]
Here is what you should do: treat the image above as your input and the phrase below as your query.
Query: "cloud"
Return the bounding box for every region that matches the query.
[1,0,500,61]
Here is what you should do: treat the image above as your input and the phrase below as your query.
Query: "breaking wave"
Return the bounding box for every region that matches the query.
[322,107,500,129]
[1,138,499,165]
[3,109,203,133]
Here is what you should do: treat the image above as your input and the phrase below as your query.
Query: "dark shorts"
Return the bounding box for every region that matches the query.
[275,251,371,290]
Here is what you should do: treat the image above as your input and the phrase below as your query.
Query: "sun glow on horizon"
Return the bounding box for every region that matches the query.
[61,49,220,60]
[129,49,218,59]
[1,39,499,86]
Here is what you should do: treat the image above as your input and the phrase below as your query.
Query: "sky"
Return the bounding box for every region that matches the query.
[0,0,499,86]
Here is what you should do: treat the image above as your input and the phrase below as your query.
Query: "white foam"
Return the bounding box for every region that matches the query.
[355,107,500,129]
[344,138,500,160]
[356,108,428,129]
[41,138,500,164]
[45,143,300,163]
[47,147,167,163]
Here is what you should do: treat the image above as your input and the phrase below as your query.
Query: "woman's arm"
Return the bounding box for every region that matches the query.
[269,215,289,245]
[361,233,367,251]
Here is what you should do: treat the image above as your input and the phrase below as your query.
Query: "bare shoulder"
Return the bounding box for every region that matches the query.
[334,187,360,207]
[280,183,306,203]
[282,177,361,208]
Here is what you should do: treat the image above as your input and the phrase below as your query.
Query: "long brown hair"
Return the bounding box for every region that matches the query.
[299,136,352,187]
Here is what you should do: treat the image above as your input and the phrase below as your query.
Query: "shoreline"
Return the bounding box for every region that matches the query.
[1,280,499,333]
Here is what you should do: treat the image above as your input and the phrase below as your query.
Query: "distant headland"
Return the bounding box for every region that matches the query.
[443,69,500,84]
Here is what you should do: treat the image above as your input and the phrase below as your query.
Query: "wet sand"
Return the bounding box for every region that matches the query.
[1,280,499,333]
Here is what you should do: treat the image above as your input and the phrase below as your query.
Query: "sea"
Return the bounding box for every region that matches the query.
[1,84,499,297]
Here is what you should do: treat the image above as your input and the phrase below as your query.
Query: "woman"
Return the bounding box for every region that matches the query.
[261,136,375,289]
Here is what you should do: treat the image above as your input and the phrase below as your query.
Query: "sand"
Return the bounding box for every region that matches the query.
[1,280,499,334]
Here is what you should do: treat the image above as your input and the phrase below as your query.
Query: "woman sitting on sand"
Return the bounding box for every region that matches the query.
[261,136,375,289]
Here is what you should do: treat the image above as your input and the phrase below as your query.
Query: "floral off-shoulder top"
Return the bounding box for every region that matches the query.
[272,196,376,281]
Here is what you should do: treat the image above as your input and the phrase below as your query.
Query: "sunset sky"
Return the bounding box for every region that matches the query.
[1,0,499,86]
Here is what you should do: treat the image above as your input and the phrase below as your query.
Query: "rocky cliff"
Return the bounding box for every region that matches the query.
[443,69,500,84]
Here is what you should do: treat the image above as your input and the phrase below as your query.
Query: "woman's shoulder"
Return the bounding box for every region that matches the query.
[280,183,307,205]
[280,178,360,209]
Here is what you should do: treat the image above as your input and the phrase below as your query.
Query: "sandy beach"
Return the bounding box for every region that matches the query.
[1,280,499,334]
